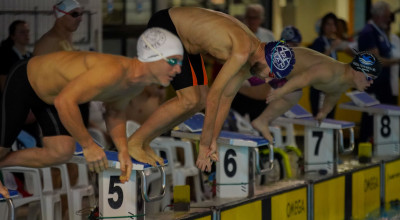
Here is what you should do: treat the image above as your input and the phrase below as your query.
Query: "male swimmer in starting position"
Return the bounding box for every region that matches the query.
[251,45,381,143]
[128,7,295,172]
[0,28,183,198]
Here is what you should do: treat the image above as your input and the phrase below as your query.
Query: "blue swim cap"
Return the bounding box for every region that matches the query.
[265,41,295,79]
[281,26,302,43]
[350,51,381,78]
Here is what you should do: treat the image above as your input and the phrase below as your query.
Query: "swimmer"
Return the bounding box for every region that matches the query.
[128,7,296,172]
[251,48,381,143]
[0,28,183,190]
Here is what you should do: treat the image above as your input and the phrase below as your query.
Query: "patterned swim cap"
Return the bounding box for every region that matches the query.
[137,27,184,62]
[350,51,381,78]
[54,0,81,18]
[265,41,296,79]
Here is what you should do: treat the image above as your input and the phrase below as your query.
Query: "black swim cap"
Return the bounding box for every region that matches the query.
[350,51,382,78]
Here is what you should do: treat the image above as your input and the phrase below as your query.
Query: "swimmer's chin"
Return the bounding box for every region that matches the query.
[160,81,171,87]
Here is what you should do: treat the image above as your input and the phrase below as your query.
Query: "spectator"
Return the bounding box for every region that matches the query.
[281,25,302,47]
[244,4,275,43]
[0,20,31,91]
[33,0,82,55]
[358,1,400,141]
[309,12,342,119]
[388,12,399,104]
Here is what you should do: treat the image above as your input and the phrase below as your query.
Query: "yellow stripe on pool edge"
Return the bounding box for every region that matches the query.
[221,200,262,220]
[195,215,212,220]
[385,159,400,205]
[352,166,380,219]
[271,187,307,220]
[314,176,345,220]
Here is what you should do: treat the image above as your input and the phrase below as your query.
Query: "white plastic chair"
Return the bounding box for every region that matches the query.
[2,167,45,220]
[12,130,95,220]
[52,163,95,220]
[4,132,60,220]
[271,120,298,148]
[151,137,203,203]
[40,167,62,220]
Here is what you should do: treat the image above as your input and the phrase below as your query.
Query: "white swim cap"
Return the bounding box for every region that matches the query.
[137,27,184,62]
[54,0,81,18]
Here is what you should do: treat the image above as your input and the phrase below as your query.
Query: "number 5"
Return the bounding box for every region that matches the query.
[108,176,124,209]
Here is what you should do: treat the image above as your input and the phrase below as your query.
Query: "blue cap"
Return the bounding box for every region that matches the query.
[265,41,295,79]
[281,26,302,43]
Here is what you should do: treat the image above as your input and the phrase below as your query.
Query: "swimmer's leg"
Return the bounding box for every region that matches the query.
[128,85,208,166]
[252,90,302,143]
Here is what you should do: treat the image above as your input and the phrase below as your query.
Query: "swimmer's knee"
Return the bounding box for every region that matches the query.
[48,149,74,164]
[177,88,204,111]
[43,137,75,163]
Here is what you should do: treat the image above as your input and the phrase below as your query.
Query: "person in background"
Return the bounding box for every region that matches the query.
[388,12,399,105]
[0,20,31,91]
[280,25,302,47]
[244,4,275,43]
[309,12,342,119]
[357,1,400,142]
[33,0,82,55]
[0,20,40,146]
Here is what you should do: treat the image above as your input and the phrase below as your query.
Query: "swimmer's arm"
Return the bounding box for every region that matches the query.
[316,92,342,122]
[267,73,312,103]
[54,68,118,148]
[198,54,249,171]
[104,99,131,153]
[104,99,134,182]
[213,69,249,141]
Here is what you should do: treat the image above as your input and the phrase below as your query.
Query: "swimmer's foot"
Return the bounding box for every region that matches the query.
[251,119,274,143]
[128,145,157,167]
[144,145,165,166]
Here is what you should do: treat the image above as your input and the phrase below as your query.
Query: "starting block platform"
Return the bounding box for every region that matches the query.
[173,113,274,199]
[273,104,355,175]
[70,149,168,219]
[340,91,400,156]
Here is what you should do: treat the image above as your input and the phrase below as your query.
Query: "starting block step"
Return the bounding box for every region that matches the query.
[274,104,355,129]
[275,116,355,129]
[172,130,269,147]
[340,102,400,116]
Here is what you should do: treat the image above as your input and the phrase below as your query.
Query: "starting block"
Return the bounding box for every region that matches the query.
[0,189,18,220]
[71,150,168,219]
[273,105,355,175]
[173,113,274,199]
[340,91,400,156]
